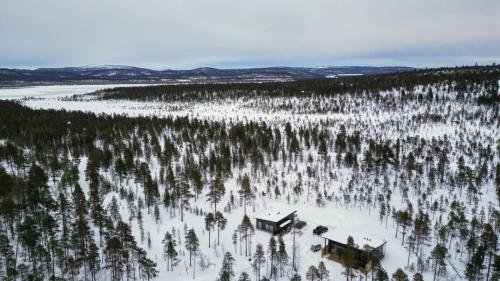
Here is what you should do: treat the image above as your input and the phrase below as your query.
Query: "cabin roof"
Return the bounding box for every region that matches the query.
[254,209,296,222]
[321,229,385,250]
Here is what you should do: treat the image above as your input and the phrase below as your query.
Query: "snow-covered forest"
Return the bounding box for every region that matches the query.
[0,65,499,281]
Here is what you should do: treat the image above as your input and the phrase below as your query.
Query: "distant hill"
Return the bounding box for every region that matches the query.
[0,65,415,86]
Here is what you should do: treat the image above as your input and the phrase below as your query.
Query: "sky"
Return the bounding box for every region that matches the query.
[1,0,499,69]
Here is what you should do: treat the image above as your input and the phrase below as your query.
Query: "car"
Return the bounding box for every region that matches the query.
[295,220,306,229]
[313,225,328,235]
[311,244,322,252]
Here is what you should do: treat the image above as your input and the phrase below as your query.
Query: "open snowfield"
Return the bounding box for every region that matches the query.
[0,84,161,100]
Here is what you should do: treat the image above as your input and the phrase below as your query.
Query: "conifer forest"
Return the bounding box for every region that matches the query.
[0,65,499,281]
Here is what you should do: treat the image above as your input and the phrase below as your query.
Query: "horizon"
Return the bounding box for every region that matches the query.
[1,62,497,72]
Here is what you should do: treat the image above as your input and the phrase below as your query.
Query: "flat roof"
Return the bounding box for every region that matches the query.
[254,209,296,222]
[321,229,386,250]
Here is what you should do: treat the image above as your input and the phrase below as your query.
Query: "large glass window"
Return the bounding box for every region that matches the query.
[265,224,274,232]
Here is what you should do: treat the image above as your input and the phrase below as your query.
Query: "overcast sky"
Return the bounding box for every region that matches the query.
[1,0,499,69]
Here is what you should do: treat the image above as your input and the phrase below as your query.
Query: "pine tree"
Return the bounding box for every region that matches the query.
[252,243,266,281]
[105,237,123,281]
[495,164,500,204]
[291,273,302,281]
[162,232,179,271]
[413,210,430,254]
[178,173,193,222]
[392,268,409,281]
[406,235,416,267]
[88,241,100,281]
[138,249,158,281]
[207,172,225,214]
[239,215,254,256]
[0,233,15,279]
[396,210,412,245]
[481,223,497,281]
[343,236,356,281]
[108,196,121,222]
[189,164,204,201]
[218,252,235,281]
[430,244,447,281]
[232,230,238,254]
[412,273,423,281]
[317,261,329,281]
[205,212,215,248]
[238,174,254,214]
[268,237,278,278]
[114,157,127,186]
[185,228,199,267]
[465,245,485,281]
[375,267,389,281]
[215,211,227,246]
[306,265,319,281]
[491,255,500,281]
[238,271,251,281]
[278,236,288,277]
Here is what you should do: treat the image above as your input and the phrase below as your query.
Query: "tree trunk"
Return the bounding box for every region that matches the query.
[193,255,196,279]
[217,225,220,246]
[432,260,438,281]
[486,252,492,281]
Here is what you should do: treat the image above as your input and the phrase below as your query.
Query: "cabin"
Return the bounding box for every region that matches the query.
[321,231,386,273]
[255,209,296,235]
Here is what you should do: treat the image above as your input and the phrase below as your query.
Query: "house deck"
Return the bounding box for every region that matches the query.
[321,246,372,274]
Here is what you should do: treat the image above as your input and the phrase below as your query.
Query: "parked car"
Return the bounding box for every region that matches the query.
[295,220,306,229]
[313,225,328,235]
[311,244,322,252]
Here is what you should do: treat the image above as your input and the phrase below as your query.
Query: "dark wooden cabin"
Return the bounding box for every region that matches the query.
[255,210,296,235]
[321,232,386,273]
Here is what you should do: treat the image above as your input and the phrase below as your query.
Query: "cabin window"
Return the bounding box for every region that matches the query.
[265,224,273,232]
[257,221,262,229]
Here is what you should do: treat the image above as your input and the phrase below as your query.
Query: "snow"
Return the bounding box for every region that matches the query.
[254,209,296,222]
[279,220,292,228]
[321,230,386,250]
[0,80,498,281]
[0,83,161,100]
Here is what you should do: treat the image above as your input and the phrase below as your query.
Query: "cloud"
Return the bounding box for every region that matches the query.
[1,0,499,68]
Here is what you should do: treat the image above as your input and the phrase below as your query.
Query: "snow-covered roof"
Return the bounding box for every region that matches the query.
[254,209,296,222]
[321,229,385,250]
[279,220,292,228]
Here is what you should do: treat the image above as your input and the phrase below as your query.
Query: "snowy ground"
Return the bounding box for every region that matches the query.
[1,84,498,281]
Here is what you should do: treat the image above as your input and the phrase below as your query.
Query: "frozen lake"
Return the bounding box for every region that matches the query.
[0,84,158,100]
